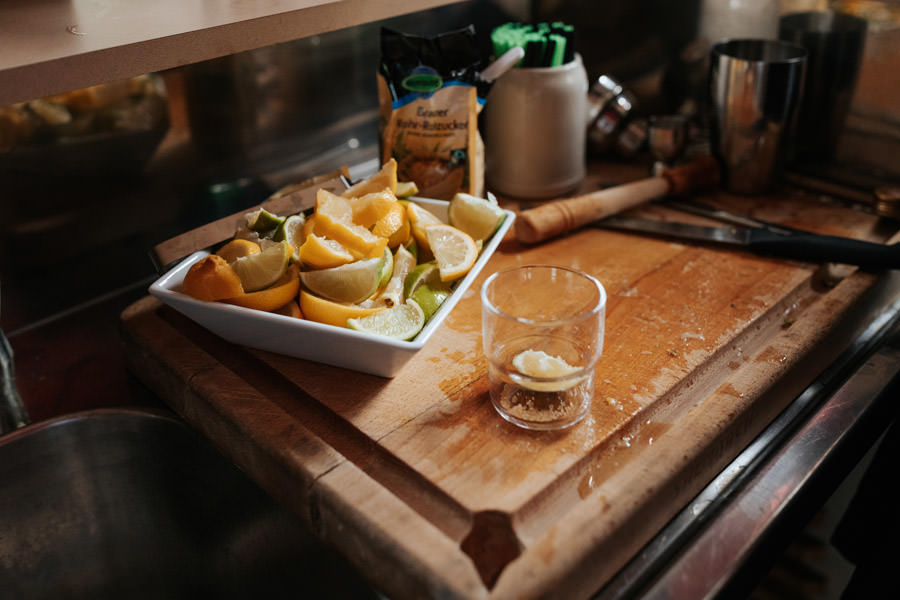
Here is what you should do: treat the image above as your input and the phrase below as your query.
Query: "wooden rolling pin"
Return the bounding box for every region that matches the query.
[514,154,721,244]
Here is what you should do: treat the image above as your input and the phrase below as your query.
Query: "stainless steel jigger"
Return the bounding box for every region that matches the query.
[648,115,688,176]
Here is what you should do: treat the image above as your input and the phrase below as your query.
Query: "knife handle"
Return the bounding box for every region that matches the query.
[749,229,900,270]
[514,154,720,244]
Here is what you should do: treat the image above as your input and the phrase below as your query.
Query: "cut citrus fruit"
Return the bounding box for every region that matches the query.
[376,245,416,308]
[349,189,398,228]
[425,224,478,282]
[395,180,419,198]
[273,300,303,319]
[181,254,244,301]
[341,158,398,198]
[302,214,318,239]
[410,283,450,321]
[347,300,425,341]
[374,202,407,244]
[299,289,387,328]
[406,201,443,253]
[403,261,441,298]
[316,189,388,259]
[405,237,419,261]
[300,257,382,304]
[348,189,409,248]
[223,265,300,312]
[511,349,586,392]
[231,240,292,292]
[245,208,285,235]
[274,213,306,249]
[216,238,261,263]
[386,212,411,248]
[378,245,394,289]
[298,234,354,269]
[316,188,353,222]
[448,192,506,242]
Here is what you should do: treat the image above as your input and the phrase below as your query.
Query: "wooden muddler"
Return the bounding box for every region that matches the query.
[514,154,721,244]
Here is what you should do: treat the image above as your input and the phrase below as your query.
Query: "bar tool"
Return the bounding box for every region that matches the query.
[515,154,720,244]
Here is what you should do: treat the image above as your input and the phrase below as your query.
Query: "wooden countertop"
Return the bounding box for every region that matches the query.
[121,167,897,598]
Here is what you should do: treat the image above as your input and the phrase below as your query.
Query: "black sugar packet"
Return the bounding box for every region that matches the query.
[379,26,491,101]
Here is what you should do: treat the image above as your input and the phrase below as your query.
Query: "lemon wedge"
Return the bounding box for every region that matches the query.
[425,224,478,282]
[448,192,506,242]
[223,264,300,312]
[395,180,419,198]
[511,349,585,392]
[299,289,386,328]
[215,238,261,264]
[298,234,355,269]
[341,158,398,198]
[406,201,443,253]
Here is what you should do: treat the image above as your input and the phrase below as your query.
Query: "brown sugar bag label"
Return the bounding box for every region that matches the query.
[378,27,487,200]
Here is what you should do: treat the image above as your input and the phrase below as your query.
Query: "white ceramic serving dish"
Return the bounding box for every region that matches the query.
[149,197,514,377]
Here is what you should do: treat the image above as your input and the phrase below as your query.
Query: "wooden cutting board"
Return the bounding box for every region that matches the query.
[121,175,896,599]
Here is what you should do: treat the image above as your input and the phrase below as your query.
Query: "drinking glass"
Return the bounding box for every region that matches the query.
[481,265,606,430]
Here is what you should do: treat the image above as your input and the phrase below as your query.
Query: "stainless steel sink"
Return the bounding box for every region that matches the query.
[0,408,377,599]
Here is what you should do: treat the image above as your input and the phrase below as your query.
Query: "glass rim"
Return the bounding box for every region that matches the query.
[711,38,808,63]
[481,264,607,326]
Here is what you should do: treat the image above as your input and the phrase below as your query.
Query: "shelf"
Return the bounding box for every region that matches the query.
[0,0,464,106]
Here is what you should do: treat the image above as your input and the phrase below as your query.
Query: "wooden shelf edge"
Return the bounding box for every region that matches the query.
[0,0,465,106]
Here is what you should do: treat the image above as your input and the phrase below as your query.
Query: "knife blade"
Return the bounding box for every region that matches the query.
[599,216,900,270]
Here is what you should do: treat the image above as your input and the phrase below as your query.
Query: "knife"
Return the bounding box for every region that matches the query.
[598,216,900,270]
[149,167,349,273]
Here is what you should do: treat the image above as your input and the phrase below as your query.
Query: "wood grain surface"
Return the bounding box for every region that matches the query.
[121,171,897,599]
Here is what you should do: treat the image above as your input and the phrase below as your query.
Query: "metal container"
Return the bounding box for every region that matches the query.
[708,39,807,195]
[779,10,868,162]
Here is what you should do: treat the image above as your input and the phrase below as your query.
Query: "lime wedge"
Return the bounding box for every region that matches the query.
[245,208,285,236]
[448,192,505,242]
[300,257,382,304]
[403,262,441,299]
[231,240,292,292]
[274,214,306,251]
[410,283,450,320]
[347,300,425,341]
[405,237,419,261]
